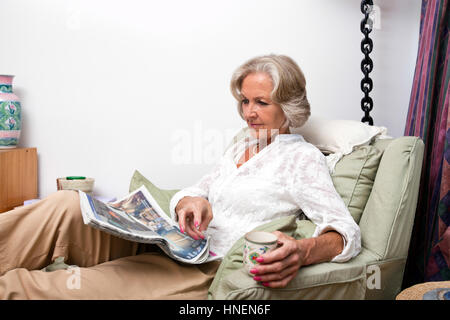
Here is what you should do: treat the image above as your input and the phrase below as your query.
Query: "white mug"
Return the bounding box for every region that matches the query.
[243,231,278,275]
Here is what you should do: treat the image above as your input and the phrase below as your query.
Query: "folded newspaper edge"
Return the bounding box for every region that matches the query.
[78,186,221,264]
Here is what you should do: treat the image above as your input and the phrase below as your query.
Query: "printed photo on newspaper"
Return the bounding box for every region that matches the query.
[78,185,220,264]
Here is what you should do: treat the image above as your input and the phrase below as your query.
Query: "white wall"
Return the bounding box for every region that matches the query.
[0,0,421,199]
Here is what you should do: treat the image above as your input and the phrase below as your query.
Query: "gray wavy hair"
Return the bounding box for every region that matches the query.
[230,54,311,128]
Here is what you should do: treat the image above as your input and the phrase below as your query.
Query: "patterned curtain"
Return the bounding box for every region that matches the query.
[403,0,449,287]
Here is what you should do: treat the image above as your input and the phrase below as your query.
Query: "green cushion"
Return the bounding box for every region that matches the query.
[129,170,180,218]
[41,256,71,272]
[331,145,383,224]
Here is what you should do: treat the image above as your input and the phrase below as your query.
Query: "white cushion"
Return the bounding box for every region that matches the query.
[291,117,390,154]
[290,117,391,173]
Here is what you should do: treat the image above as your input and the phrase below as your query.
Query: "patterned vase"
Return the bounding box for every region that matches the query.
[0,75,21,148]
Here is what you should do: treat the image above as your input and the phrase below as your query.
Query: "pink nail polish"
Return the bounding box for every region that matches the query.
[180,227,184,234]
[256,257,264,263]
[250,268,258,274]
[253,276,262,281]
[262,282,269,287]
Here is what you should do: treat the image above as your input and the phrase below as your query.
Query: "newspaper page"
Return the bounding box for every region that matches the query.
[79,186,215,264]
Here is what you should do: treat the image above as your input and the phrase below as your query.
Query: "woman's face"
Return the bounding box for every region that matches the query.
[240,72,289,141]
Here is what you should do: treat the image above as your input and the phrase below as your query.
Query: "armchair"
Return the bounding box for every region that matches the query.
[206,134,424,300]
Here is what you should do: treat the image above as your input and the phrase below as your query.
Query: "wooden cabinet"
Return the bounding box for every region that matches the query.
[0,148,38,213]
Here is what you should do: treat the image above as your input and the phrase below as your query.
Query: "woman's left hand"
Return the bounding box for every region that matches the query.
[250,231,311,288]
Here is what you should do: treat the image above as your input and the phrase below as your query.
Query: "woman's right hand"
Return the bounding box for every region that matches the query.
[175,196,213,240]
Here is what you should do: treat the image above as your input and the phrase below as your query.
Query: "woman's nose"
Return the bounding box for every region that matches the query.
[245,110,257,122]
[244,102,258,117]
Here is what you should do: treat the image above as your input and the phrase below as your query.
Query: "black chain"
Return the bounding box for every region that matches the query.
[360,0,374,125]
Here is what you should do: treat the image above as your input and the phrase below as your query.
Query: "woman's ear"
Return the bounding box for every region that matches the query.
[280,118,290,133]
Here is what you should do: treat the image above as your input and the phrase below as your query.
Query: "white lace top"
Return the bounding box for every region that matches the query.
[169,133,361,262]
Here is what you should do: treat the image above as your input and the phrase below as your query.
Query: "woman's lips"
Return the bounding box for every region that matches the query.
[250,124,263,128]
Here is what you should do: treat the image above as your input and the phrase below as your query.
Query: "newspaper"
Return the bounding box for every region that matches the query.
[79,185,219,264]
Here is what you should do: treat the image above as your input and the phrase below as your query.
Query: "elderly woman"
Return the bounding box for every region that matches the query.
[172,54,360,288]
[0,54,360,299]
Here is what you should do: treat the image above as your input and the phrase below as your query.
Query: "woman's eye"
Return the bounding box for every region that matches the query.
[257,100,268,106]
[242,99,249,105]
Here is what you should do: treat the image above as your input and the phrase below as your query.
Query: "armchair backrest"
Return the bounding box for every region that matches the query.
[358,136,425,260]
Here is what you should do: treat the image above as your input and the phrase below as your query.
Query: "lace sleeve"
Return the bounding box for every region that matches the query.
[287,147,361,262]
[169,163,221,222]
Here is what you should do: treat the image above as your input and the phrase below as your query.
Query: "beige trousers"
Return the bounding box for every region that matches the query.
[0,190,220,299]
